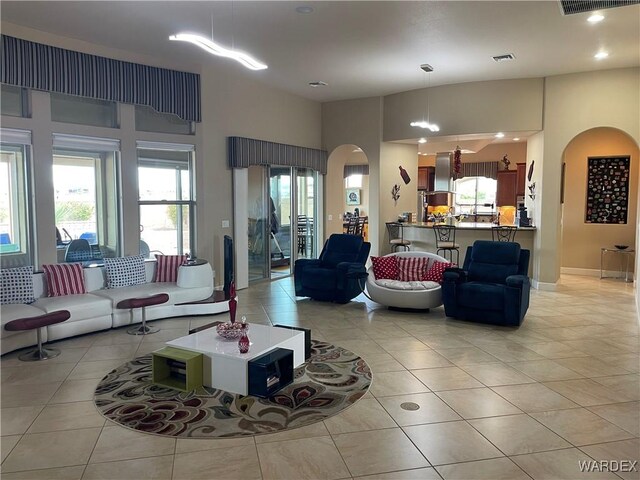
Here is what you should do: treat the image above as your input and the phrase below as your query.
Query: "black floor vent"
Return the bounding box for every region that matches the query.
[560,0,640,15]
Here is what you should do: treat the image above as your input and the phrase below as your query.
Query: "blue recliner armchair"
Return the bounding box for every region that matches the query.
[442,240,530,326]
[295,234,370,303]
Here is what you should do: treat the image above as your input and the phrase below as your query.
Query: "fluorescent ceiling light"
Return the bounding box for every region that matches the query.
[169,33,267,70]
[587,13,604,23]
[594,51,609,60]
[495,132,505,138]
[410,121,440,132]
[418,138,427,144]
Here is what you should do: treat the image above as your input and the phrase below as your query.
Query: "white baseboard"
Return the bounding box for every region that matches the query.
[532,280,557,291]
[561,267,634,281]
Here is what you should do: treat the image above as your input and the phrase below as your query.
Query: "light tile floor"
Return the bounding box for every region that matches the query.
[1,275,638,479]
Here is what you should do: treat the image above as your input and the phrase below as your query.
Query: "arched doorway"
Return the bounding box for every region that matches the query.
[560,127,639,279]
[325,144,371,241]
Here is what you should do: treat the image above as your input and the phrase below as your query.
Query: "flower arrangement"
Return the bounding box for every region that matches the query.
[453,146,462,178]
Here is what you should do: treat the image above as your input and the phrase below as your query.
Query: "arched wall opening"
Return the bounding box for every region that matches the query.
[325,144,371,240]
[560,127,639,278]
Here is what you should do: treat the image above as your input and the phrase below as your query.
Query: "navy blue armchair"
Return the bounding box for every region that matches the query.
[295,234,370,303]
[442,240,530,326]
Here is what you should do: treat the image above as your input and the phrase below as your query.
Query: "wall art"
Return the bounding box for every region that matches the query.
[585,156,630,224]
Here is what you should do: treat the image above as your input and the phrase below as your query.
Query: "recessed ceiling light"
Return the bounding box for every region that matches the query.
[513,137,520,141]
[418,138,427,144]
[296,5,314,14]
[587,13,604,23]
[308,81,328,87]
[594,51,609,60]
[495,132,505,138]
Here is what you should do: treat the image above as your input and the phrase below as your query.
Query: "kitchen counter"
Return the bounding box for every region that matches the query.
[405,222,536,230]
[400,222,535,275]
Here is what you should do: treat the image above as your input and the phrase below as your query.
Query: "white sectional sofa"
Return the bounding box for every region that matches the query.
[366,251,448,310]
[1,261,217,355]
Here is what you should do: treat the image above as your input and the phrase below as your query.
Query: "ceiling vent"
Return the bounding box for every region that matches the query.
[492,53,516,62]
[420,64,433,72]
[308,81,328,87]
[559,0,640,15]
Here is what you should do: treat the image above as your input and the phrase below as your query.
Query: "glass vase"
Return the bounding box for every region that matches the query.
[238,324,250,354]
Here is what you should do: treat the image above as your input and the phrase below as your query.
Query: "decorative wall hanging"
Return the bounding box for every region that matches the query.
[453,146,462,179]
[398,166,411,184]
[527,161,536,200]
[585,156,630,224]
[391,184,401,206]
[346,188,361,206]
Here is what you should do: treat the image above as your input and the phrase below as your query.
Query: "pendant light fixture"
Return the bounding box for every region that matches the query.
[169,3,267,71]
[410,64,439,132]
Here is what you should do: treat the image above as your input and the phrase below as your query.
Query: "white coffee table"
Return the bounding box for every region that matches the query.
[166,323,305,395]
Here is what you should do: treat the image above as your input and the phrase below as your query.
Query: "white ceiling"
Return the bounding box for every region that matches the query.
[2,1,639,103]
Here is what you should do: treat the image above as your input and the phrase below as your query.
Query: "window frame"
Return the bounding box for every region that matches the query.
[137,144,196,256]
[454,176,497,214]
[0,135,36,267]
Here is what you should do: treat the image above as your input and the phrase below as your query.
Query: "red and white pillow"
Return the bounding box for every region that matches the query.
[371,256,399,280]
[43,263,87,297]
[397,257,430,281]
[425,261,456,284]
[154,254,187,282]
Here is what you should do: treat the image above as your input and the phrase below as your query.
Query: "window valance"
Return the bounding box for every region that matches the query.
[343,164,369,178]
[228,137,327,174]
[459,161,498,180]
[1,35,201,122]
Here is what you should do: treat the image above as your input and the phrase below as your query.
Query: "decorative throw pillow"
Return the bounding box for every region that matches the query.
[104,255,146,289]
[425,260,455,284]
[397,257,430,281]
[0,266,35,304]
[43,263,87,297]
[154,254,187,283]
[371,256,399,280]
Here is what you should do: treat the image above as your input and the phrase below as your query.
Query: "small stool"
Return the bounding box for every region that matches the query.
[5,310,71,361]
[117,293,169,335]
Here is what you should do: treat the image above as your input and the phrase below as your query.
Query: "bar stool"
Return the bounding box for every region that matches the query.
[5,310,70,361]
[491,226,517,242]
[386,222,411,251]
[433,225,460,264]
[117,293,169,335]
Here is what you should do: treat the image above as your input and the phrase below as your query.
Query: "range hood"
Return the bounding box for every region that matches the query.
[425,152,455,194]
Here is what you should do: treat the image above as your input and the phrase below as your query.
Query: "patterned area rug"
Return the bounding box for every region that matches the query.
[94,340,371,438]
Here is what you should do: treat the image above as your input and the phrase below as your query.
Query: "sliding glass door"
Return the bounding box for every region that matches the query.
[247,165,318,283]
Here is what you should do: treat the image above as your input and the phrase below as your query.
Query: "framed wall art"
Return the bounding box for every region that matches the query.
[346,188,361,206]
[585,156,630,224]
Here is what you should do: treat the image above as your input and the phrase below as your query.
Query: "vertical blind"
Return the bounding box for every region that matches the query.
[228,136,328,174]
[1,35,201,122]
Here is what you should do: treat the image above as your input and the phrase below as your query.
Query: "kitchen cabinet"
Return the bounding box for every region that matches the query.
[496,170,517,206]
[516,163,526,196]
[418,167,429,190]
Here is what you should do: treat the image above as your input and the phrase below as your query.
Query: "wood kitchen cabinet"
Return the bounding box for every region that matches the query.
[496,170,518,206]
[516,163,526,196]
[418,167,429,190]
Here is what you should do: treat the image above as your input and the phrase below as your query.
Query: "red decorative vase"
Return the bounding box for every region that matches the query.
[228,281,237,323]
[238,324,250,354]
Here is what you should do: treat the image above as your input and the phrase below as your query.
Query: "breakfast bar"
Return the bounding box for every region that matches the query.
[402,222,536,272]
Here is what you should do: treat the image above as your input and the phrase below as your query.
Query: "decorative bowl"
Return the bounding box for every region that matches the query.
[614,245,629,250]
[216,322,246,340]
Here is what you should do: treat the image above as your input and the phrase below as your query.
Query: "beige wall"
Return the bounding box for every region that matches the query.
[526,131,544,283]
[561,128,639,272]
[323,97,383,255]
[379,142,418,255]
[539,67,640,284]
[383,78,544,142]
